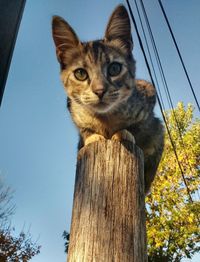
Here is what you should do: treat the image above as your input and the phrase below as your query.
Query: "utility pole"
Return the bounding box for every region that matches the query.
[68,140,147,262]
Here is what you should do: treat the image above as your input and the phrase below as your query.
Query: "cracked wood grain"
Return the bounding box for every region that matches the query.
[68,140,147,262]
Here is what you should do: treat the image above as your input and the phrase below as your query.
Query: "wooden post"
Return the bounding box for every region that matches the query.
[68,140,147,262]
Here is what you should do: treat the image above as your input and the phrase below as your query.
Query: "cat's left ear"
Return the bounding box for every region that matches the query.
[104,5,133,52]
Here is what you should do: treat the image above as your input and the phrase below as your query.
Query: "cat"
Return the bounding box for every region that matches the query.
[52,5,164,193]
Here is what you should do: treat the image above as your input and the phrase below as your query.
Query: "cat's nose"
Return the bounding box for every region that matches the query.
[93,88,106,99]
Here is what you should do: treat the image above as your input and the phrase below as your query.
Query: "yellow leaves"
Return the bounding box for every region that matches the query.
[146,102,200,259]
[148,228,157,238]
[155,241,162,248]
[188,213,195,223]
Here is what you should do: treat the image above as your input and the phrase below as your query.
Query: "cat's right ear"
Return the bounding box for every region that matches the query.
[52,16,80,63]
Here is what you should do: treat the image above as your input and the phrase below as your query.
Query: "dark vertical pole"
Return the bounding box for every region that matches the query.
[0,0,26,106]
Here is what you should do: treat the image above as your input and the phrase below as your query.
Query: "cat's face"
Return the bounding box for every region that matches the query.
[52,5,135,113]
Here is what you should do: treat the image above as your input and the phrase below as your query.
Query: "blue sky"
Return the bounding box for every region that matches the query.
[0,0,199,261]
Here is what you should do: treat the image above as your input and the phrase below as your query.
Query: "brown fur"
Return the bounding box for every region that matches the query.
[52,5,164,193]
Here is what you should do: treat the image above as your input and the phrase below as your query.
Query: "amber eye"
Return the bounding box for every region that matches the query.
[108,62,122,77]
[74,68,88,81]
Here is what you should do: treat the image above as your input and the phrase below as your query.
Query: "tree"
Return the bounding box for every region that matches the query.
[0,181,40,261]
[146,102,200,261]
[63,230,70,254]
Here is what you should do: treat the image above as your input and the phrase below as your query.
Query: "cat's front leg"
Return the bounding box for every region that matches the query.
[85,134,106,145]
[111,129,135,144]
[78,128,106,149]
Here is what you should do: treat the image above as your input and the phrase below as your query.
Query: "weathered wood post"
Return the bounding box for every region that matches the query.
[67,140,147,262]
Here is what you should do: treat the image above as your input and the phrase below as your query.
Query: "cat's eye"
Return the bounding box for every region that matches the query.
[108,62,122,77]
[74,68,88,81]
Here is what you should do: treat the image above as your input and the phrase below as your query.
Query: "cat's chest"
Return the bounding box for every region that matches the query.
[70,95,150,138]
[70,102,133,138]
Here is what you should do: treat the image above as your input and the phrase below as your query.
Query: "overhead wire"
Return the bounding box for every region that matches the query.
[137,0,175,111]
[125,0,193,202]
[137,0,196,197]
[132,0,166,112]
[157,0,200,113]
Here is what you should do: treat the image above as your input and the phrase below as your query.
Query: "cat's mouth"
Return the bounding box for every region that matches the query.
[92,101,108,108]
[89,100,117,113]
[80,92,119,113]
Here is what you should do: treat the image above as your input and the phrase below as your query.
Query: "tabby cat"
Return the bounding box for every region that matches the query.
[52,5,164,193]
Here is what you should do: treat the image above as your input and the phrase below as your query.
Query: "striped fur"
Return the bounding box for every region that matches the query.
[52,5,164,193]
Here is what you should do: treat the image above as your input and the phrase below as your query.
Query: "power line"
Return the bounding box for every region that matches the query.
[137,0,173,110]
[132,0,166,111]
[137,0,196,194]
[157,0,200,113]
[125,0,193,203]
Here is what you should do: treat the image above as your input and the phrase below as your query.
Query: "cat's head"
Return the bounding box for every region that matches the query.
[52,5,136,113]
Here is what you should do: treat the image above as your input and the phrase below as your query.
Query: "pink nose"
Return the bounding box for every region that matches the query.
[93,89,105,99]
[92,84,106,98]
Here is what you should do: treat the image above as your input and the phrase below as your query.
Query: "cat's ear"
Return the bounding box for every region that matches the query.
[104,5,133,52]
[52,16,80,62]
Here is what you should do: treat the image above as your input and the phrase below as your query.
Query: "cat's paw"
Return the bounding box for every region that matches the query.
[85,134,106,145]
[111,130,135,143]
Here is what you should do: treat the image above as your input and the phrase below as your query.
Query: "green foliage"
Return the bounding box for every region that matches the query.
[0,182,40,261]
[146,102,200,261]
[63,230,70,253]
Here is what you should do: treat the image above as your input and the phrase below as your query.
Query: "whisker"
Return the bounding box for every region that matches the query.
[108,94,119,99]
